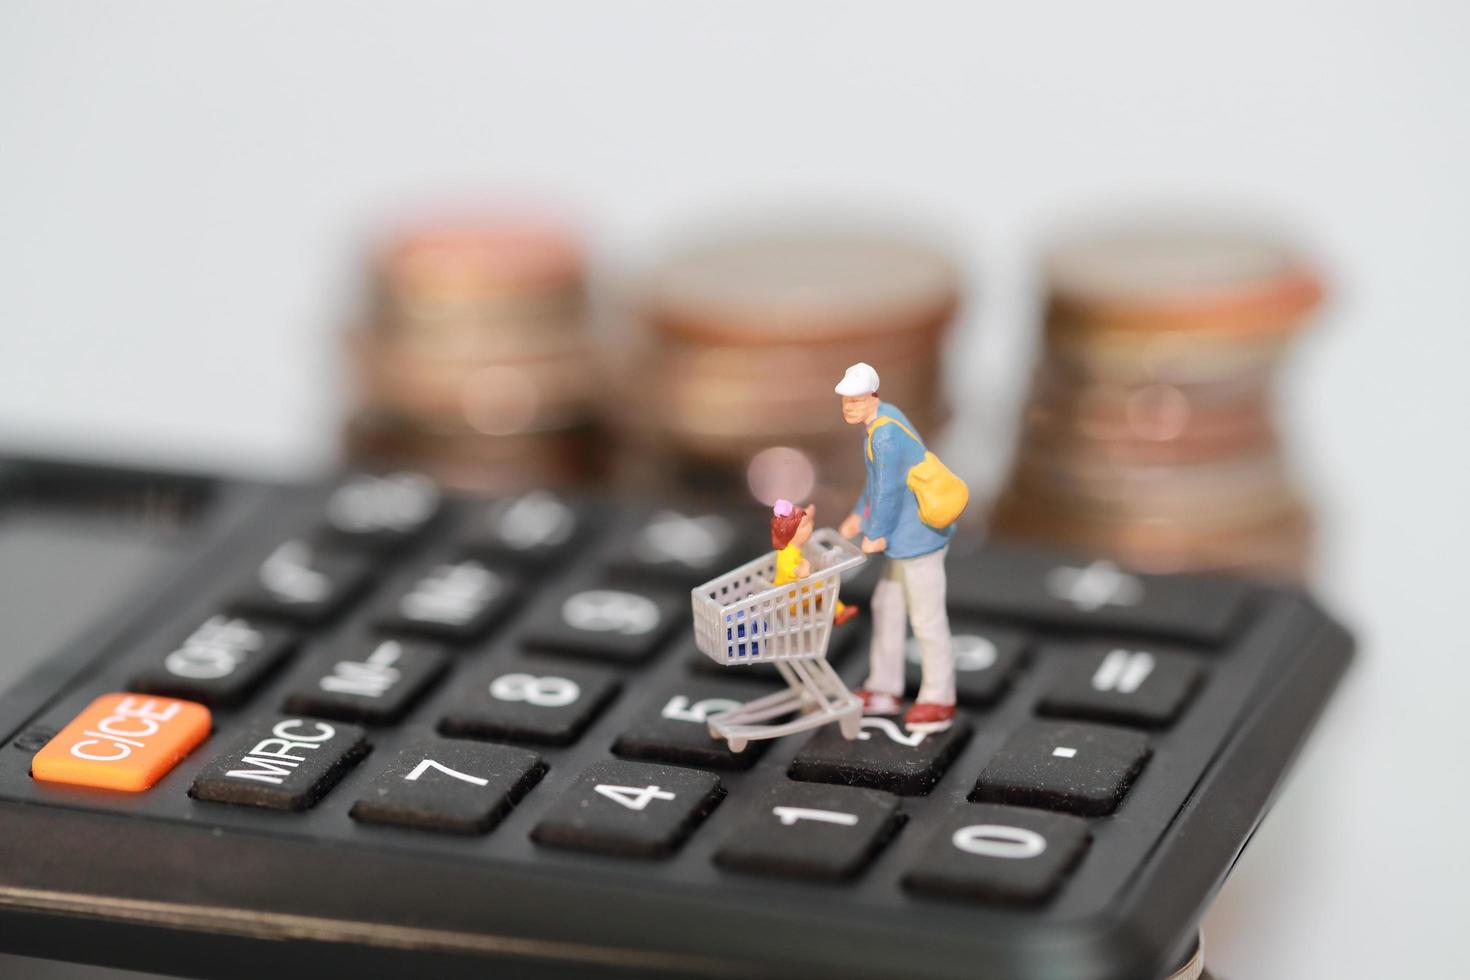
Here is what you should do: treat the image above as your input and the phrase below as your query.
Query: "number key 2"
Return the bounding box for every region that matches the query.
[531,759,724,858]
[789,712,973,795]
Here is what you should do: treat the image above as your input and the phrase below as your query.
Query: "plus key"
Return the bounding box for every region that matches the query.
[947,543,1250,644]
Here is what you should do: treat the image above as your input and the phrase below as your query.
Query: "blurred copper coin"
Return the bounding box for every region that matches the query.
[648,234,959,344]
[1045,222,1324,335]
[347,330,593,433]
[374,214,583,305]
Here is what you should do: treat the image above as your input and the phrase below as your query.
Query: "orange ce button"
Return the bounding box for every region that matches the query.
[31,693,211,792]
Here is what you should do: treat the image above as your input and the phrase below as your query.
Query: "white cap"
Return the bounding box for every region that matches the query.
[834,362,880,396]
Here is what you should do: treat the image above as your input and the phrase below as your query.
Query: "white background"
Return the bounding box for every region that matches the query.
[2,3,1467,977]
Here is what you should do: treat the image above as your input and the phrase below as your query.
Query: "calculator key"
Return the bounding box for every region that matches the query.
[460,491,589,569]
[904,622,1027,707]
[31,693,211,793]
[713,782,903,880]
[439,659,621,746]
[902,804,1091,904]
[972,720,1150,817]
[1039,643,1205,727]
[320,471,441,550]
[788,712,972,796]
[519,586,682,664]
[947,544,1250,644]
[531,759,724,858]
[190,715,368,811]
[349,738,545,834]
[231,539,372,626]
[283,638,449,725]
[612,680,768,771]
[605,510,748,586]
[130,615,298,706]
[373,559,518,642]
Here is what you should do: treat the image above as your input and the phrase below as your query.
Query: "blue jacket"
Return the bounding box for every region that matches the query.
[852,402,955,559]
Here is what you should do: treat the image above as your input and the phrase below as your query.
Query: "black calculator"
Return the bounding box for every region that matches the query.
[0,455,1352,980]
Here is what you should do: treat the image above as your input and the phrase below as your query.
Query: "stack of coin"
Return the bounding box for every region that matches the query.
[619,232,961,512]
[992,222,1324,579]
[342,213,604,492]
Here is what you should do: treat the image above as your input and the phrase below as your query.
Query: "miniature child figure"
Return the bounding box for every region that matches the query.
[770,499,859,626]
[835,361,968,733]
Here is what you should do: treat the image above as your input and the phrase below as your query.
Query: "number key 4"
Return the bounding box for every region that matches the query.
[531,759,724,858]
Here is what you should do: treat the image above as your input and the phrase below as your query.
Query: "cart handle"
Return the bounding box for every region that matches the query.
[806,528,867,576]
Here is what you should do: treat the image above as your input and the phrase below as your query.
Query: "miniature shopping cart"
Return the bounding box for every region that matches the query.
[690,528,866,752]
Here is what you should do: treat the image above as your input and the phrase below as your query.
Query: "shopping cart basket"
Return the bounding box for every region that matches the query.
[690,528,866,752]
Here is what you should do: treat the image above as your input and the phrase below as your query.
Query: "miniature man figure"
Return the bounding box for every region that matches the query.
[835,362,958,733]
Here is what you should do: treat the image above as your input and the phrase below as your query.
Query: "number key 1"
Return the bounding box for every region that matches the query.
[714,782,904,880]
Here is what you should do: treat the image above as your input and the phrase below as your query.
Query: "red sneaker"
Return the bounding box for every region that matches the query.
[903,702,956,734]
[833,605,860,627]
[852,688,902,716]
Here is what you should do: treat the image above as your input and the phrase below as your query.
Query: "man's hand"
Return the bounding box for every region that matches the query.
[839,513,862,539]
[860,536,887,554]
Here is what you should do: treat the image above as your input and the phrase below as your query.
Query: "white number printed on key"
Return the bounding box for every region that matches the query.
[496,492,574,550]
[327,473,436,534]
[856,717,927,747]
[259,541,330,604]
[594,783,677,810]
[489,673,580,708]
[908,633,996,672]
[772,806,859,827]
[660,695,740,723]
[405,758,489,787]
[632,511,733,567]
[561,590,660,635]
[952,824,1048,859]
[1045,560,1144,612]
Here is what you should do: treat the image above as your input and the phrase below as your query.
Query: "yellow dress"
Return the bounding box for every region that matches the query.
[773,543,846,617]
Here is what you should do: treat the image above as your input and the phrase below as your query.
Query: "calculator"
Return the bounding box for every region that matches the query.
[0,455,1353,980]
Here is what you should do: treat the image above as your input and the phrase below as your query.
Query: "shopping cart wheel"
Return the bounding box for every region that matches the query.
[839,713,862,740]
[727,737,748,753]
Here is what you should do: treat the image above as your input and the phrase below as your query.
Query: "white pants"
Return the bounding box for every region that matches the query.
[863,546,955,706]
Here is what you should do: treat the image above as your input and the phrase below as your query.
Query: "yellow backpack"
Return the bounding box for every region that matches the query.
[866,416,970,529]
